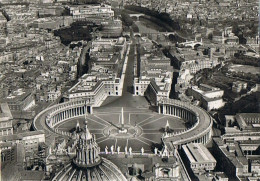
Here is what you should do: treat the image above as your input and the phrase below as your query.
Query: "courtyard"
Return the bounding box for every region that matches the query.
[55,107,186,153]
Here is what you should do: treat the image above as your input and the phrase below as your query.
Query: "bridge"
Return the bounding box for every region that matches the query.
[129,13,145,21]
[178,40,203,49]
[133,32,176,38]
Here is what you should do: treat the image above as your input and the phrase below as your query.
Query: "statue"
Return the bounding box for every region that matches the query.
[105,146,108,154]
[154,147,158,155]
[125,146,128,154]
[117,146,121,154]
[141,147,144,155]
[129,147,132,155]
[111,145,114,154]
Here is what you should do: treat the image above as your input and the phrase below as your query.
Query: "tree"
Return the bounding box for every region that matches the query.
[121,12,133,27]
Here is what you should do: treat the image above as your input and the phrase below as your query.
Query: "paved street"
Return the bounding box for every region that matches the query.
[100,35,149,108]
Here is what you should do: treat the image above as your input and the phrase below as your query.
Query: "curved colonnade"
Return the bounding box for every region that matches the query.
[33,100,93,137]
[158,98,213,149]
[33,98,213,150]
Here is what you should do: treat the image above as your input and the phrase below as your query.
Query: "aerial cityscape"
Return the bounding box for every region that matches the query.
[0,0,259,180]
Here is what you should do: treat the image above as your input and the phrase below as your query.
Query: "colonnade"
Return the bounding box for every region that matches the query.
[173,131,211,150]
[44,100,93,129]
[48,106,91,128]
[187,131,211,145]
[158,104,197,123]
[158,98,213,149]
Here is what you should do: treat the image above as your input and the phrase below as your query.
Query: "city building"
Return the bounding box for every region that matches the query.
[0,130,45,152]
[1,89,35,111]
[187,84,225,111]
[0,143,25,181]
[133,38,173,105]
[212,136,260,180]
[232,81,248,93]
[0,0,259,180]
[69,4,114,23]
[64,37,127,106]
[182,143,216,174]
[235,113,260,132]
[0,103,13,136]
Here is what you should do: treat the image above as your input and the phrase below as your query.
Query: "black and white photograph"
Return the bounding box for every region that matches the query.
[0,0,259,180]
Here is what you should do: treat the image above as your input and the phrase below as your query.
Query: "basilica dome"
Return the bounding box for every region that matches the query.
[52,121,126,181]
[52,157,126,181]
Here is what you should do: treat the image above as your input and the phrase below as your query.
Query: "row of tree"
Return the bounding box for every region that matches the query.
[53,22,102,45]
[233,53,260,67]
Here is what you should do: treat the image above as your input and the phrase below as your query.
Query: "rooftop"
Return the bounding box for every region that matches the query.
[2,89,32,103]
[0,130,45,142]
[182,143,216,163]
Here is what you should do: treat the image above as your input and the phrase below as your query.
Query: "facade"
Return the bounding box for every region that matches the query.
[0,103,13,136]
[182,143,216,174]
[65,78,121,105]
[134,79,169,105]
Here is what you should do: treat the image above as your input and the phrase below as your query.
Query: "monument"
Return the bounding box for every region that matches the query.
[118,107,128,133]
